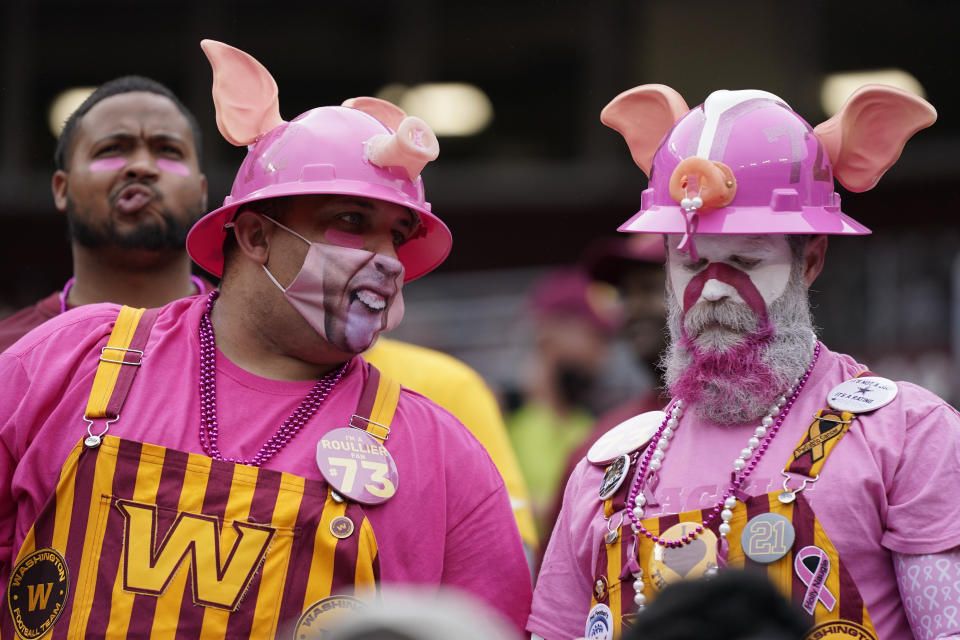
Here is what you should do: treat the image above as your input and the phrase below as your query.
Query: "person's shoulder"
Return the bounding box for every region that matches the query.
[826,345,959,426]
[394,382,468,432]
[3,295,200,362]
[0,292,61,351]
[890,380,960,426]
[2,302,123,358]
[391,380,497,455]
[366,338,489,390]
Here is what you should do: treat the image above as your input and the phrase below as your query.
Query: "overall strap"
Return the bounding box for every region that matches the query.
[784,370,876,478]
[350,362,402,442]
[84,306,160,420]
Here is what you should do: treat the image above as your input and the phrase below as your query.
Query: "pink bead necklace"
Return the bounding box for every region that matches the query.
[198,290,346,467]
[626,342,821,548]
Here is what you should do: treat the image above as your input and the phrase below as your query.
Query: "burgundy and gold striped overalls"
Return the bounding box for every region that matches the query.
[592,404,879,640]
[4,307,398,639]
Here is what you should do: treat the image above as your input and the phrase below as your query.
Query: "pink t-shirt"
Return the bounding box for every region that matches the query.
[529,344,960,639]
[0,295,532,630]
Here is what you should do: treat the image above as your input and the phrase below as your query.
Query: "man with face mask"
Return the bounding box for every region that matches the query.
[0,76,212,352]
[0,41,530,639]
[528,85,960,640]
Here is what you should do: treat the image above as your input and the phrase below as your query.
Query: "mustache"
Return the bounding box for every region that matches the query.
[683,299,759,336]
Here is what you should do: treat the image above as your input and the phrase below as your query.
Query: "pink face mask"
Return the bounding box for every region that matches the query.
[259,216,405,354]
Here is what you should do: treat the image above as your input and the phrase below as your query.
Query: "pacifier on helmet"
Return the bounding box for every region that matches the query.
[186,39,452,282]
[601,84,937,258]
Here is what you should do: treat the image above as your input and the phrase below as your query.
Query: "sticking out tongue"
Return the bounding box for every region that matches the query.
[344,296,385,353]
[116,189,153,214]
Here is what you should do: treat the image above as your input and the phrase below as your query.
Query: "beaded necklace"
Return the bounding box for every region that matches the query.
[198,290,346,467]
[625,342,821,608]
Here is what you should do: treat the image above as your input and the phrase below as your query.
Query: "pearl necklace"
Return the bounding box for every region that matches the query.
[625,342,821,608]
[198,290,346,467]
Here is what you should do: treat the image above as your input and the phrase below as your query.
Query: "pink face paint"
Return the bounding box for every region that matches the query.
[682,262,768,321]
[156,158,191,176]
[668,235,793,309]
[89,157,126,172]
[323,229,365,250]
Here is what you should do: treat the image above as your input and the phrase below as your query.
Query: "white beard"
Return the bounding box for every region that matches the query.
[661,262,817,425]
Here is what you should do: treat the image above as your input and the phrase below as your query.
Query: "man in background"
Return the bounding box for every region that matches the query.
[0,75,211,351]
[506,267,622,534]
[579,234,668,429]
[538,235,668,554]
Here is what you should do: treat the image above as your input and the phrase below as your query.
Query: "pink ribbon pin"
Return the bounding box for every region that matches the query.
[795,545,837,614]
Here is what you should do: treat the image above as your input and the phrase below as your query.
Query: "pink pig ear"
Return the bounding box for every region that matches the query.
[342,97,407,130]
[200,39,285,146]
[813,84,936,192]
[601,84,689,177]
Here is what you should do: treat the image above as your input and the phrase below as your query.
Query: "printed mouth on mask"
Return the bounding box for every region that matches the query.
[351,288,387,312]
[113,183,157,215]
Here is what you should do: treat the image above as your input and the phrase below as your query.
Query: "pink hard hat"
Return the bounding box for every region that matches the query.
[601,84,936,259]
[187,40,451,282]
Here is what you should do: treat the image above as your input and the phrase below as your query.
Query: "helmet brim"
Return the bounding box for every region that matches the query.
[618,205,871,236]
[187,178,452,282]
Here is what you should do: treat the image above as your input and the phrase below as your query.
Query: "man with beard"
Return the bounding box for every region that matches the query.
[0,76,211,351]
[0,41,530,639]
[528,85,960,640]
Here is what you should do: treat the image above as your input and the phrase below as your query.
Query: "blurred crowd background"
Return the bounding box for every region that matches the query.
[2,0,958,537]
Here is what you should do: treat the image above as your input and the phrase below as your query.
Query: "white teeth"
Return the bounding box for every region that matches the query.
[355,289,386,310]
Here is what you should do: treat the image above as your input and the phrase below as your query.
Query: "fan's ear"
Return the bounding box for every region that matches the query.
[342,97,406,130]
[813,84,936,192]
[601,84,689,177]
[201,39,285,146]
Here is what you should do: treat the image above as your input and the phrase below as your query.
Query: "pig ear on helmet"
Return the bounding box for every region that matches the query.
[343,96,439,181]
[601,84,689,177]
[813,84,936,192]
[342,97,407,130]
[200,39,285,146]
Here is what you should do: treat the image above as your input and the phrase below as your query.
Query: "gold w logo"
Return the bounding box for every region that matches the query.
[116,500,276,611]
[27,583,53,611]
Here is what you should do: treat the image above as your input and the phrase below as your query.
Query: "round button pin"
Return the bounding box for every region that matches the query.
[598,454,631,501]
[741,512,795,563]
[827,376,898,414]
[587,411,665,465]
[330,515,354,539]
[585,603,614,640]
[593,574,609,602]
[316,428,399,505]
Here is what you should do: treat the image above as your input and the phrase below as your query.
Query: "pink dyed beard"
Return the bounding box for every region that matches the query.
[662,265,816,425]
[670,317,778,412]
